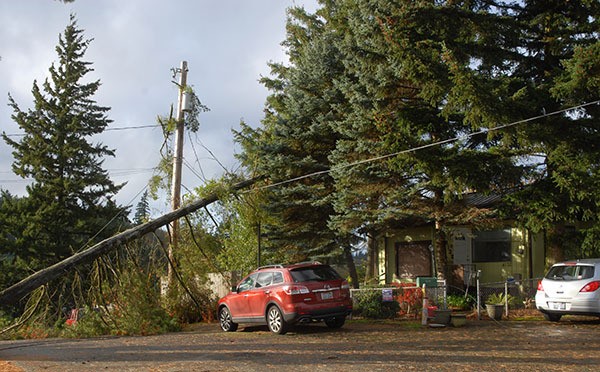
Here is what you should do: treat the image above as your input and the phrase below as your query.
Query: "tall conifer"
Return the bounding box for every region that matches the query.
[2,16,125,269]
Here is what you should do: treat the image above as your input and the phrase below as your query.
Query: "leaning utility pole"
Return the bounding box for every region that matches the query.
[168,60,188,288]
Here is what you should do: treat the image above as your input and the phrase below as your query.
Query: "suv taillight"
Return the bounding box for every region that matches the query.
[341,281,350,290]
[283,285,309,295]
[580,281,600,293]
[537,280,544,291]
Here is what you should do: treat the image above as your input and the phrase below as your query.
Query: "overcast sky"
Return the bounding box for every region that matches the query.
[0,0,318,216]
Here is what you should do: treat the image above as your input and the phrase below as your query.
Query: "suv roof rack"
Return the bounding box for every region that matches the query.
[256,264,284,270]
[288,261,322,266]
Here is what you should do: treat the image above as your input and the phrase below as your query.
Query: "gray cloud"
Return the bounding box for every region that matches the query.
[0,0,318,215]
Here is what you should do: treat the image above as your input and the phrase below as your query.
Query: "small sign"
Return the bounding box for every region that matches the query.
[382,289,393,302]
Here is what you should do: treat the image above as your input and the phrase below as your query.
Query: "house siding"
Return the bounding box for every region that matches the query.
[376,225,545,285]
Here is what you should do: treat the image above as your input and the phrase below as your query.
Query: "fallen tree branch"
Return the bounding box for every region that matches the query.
[0,177,260,306]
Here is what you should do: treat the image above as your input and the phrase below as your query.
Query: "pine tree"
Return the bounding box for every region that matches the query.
[235,6,359,282]
[134,190,151,225]
[325,0,526,279]
[1,15,126,267]
[504,0,600,259]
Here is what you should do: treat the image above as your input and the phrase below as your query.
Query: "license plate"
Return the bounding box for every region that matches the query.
[321,292,333,300]
[551,302,566,310]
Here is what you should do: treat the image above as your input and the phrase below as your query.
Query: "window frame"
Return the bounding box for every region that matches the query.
[472,229,512,263]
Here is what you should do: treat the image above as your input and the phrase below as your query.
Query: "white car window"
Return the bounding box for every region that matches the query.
[546,265,594,281]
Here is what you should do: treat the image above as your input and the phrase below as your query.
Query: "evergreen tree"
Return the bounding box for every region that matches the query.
[325,0,525,279]
[1,15,126,272]
[504,0,600,260]
[134,190,151,225]
[237,0,598,281]
[237,6,359,275]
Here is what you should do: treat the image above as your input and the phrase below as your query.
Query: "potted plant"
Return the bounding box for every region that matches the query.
[446,294,473,311]
[446,294,472,327]
[485,293,506,320]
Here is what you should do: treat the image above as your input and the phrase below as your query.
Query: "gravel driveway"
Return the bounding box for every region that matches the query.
[2,317,600,371]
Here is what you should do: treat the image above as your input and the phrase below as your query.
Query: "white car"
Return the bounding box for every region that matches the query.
[535,259,600,321]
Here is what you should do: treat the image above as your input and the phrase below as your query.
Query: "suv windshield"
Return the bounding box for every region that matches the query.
[290,266,341,282]
[546,265,594,281]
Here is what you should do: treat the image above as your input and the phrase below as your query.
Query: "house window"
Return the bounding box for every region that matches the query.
[472,229,511,263]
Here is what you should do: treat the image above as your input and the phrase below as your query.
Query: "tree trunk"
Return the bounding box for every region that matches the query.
[546,224,565,266]
[343,245,360,289]
[434,220,448,280]
[0,177,260,306]
[364,232,377,285]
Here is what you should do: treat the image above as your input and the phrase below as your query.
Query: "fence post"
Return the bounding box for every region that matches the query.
[421,283,428,326]
[504,280,509,317]
[442,279,447,309]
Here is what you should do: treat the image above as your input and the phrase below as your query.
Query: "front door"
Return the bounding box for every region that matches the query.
[228,273,257,318]
[247,271,274,318]
[396,241,433,279]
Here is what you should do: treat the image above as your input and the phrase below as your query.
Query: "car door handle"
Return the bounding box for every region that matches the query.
[244,294,249,297]
[264,290,270,294]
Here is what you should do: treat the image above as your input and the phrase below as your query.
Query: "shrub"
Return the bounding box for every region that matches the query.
[353,289,400,319]
[60,307,111,338]
[0,311,12,331]
[165,280,218,324]
[446,294,473,310]
[485,292,519,307]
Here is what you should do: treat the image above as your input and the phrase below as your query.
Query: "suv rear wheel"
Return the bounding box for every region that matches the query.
[324,316,346,329]
[219,306,238,332]
[266,305,288,335]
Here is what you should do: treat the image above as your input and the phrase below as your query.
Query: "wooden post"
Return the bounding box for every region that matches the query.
[168,60,188,288]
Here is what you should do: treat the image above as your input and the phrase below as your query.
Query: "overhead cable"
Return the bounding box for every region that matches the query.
[253,100,600,192]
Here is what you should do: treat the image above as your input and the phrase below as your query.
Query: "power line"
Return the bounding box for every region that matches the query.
[106,124,160,132]
[2,124,161,137]
[0,168,156,183]
[252,100,600,192]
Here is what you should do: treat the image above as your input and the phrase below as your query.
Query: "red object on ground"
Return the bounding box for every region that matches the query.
[427,306,438,318]
[65,308,79,326]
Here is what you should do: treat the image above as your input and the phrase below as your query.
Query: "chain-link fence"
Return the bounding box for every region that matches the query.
[349,276,540,320]
[476,277,541,318]
[350,280,447,319]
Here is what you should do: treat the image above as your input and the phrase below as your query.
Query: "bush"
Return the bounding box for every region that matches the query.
[485,292,520,308]
[60,307,111,338]
[353,289,400,319]
[0,311,12,330]
[446,294,473,310]
[165,280,218,324]
[392,283,423,316]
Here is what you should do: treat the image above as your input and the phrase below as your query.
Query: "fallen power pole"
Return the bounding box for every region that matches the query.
[0,177,260,306]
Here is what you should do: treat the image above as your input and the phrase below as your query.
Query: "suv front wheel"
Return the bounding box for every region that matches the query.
[266,305,288,335]
[219,306,238,332]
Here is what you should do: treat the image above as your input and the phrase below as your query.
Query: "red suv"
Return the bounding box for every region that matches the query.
[217,262,352,334]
